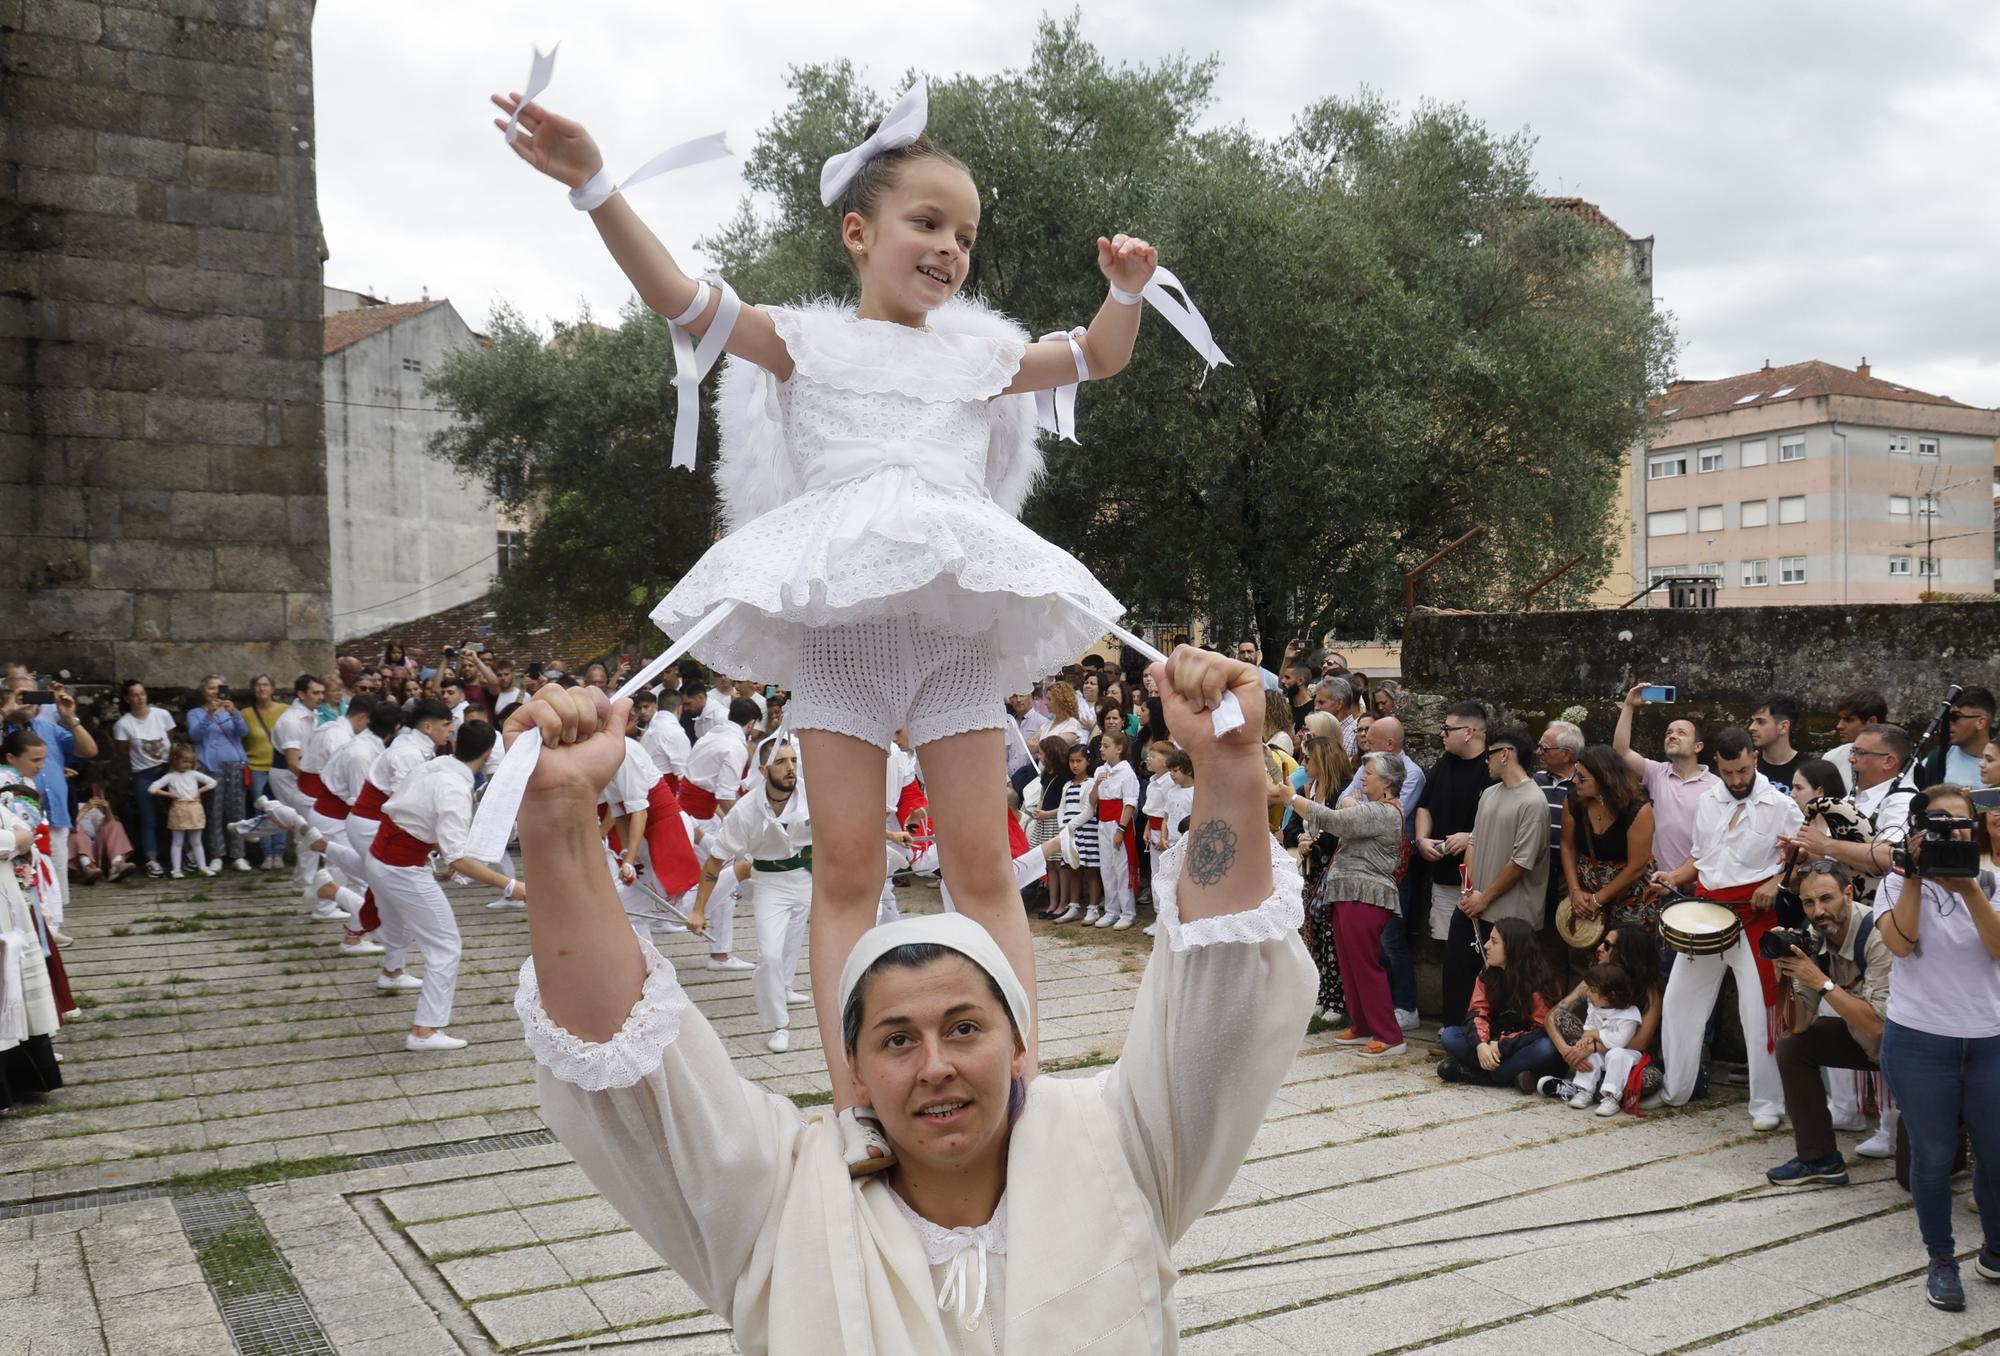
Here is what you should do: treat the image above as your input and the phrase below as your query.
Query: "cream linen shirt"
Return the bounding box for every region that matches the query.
[1689,776,1805,890]
[515,834,1317,1354]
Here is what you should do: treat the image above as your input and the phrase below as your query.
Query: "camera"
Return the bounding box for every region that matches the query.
[1892,792,1981,880]
[1758,926,1819,961]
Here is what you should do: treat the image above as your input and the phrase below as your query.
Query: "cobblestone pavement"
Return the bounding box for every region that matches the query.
[5,869,1997,1354]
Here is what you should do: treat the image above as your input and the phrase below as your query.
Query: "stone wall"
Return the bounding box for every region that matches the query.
[0,0,330,686]
[1399,601,2000,752]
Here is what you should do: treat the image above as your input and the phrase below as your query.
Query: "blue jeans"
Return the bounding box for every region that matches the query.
[131,764,164,861]
[1880,1019,2000,1259]
[1439,1025,1566,1088]
[246,770,288,861]
[1381,869,1418,1013]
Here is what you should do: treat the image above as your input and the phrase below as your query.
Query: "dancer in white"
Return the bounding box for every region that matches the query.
[487,74,1232,1104]
[268,674,324,887]
[368,721,520,1051]
[314,696,395,954]
[691,739,814,1053]
[682,697,757,968]
[1088,729,1141,929]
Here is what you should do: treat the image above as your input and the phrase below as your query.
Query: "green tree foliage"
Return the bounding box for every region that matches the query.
[432,13,1676,646]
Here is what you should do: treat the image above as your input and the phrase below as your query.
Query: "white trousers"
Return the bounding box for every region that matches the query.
[1098,822,1134,920]
[1578,1043,1646,1099]
[266,769,317,884]
[44,828,68,927]
[372,860,461,1030]
[343,816,385,940]
[750,868,812,1031]
[1429,881,1461,940]
[1660,936,1783,1120]
[692,817,738,955]
[305,808,360,903]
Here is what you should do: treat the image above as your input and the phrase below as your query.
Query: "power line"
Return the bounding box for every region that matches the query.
[331,550,499,618]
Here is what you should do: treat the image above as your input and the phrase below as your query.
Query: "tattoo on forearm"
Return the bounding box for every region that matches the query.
[1186,820,1238,887]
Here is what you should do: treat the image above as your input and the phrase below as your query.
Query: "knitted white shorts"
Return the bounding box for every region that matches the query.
[788,615,1006,752]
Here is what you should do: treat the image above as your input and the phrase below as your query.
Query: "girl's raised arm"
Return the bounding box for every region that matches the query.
[490,94,793,380]
[1003,234,1159,396]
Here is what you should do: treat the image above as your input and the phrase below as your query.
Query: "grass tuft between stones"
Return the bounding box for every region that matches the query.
[165,1153,365,1195]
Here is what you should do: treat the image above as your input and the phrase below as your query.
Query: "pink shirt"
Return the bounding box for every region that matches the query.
[1640,758,1719,875]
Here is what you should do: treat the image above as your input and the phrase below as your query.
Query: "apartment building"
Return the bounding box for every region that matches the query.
[1632,360,2000,606]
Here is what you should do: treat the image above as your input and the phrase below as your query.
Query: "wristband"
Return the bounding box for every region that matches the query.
[569,167,618,212]
[1107,281,1143,306]
[504,877,518,899]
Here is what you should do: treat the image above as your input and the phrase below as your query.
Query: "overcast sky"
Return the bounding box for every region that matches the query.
[312,1,2000,406]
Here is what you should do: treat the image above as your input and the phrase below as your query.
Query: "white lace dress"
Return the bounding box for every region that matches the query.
[514,833,1317,1354]
[651,306,1124,695]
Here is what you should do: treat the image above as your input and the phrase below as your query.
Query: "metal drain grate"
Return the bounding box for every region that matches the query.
[0,1185,172,1220]
[355,1126,556,1169]
[176,1191,337,1356]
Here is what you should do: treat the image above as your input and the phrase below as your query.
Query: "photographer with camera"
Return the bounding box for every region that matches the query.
[186,674,250,873]
[1782,725,1915,896]
[1764,862,1891,1187]
[1870,783,2000,1310]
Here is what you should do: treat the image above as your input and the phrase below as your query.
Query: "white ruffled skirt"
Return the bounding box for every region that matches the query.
[651,468,1123,693]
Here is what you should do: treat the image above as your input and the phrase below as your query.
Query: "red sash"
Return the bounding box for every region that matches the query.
[1697,879,1782,1042]
[1096,798,1141,888]
[312,787,349,820]
[297,770,326,799]
[895,777,928,828]
[1096,796,1124,823]
[352,781,390,823]
[370,817,436,868]
[679,782,719,820]
[1006,812,1029,859]
[645,777,701,895]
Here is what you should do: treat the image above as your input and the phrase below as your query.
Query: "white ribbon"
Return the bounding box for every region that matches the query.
[1141,265,1231,381]
[1061,594,1244,737]
[935,1232,991,1334]
[1034,328,1089,443]
[819,80,929,207]
[503,43,559,145]
[667,273,742,471]
[569,132,733,211]
[463,602,740,863]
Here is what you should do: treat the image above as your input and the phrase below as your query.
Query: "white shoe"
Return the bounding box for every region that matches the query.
[199,863,220,876]
[706,956,753,971]
[1751,1112,1783,1132]
[376,972,423,992]
[766,1029,791,1053]
[1142,923,1156,937]
[310,901,348,921]
[256,796,307,831]
[1093,913,1117,928]
[1829,1111,1868,1133]
[486,896,526,909]
[1053,905,1083,924]
[1111,916,1133,930]
[1857,1110,1899,1159]
[228,817,262,838]
[1082,908,1101,926]
[405,1031,466,1052]
[1395,1007,1421,1031]
[1568,1090,1596,1110]
[169,869,185,880]
[1594,1096,1621,1118]
[787,991,810,1006]
[231,858,251,873]
[338,936,386,956]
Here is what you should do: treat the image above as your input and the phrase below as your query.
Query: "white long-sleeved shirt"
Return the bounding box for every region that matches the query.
[705,786,812,864]
[601,739,662,817]
[272,699,317,758]
[382,757,476,864]
[299,718,355,776]
[320,730,384,805]
[640,715,691,780]
[684,725,752,807]
[1689,776,1805,890]
[153,769,216,801]
[366,727,436,797]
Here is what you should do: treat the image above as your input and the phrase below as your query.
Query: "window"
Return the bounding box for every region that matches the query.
[1919,556,1941,577]
[1647,565,1678,586]
[1697,561,1725,589]
[1697,504,1723,531]
[1647,509,1688,537]
[1770,384,1798,398]
[1779,436,1805,462]
[400,356,424,373]
[1779,556,1806,584]
[1699,447,1724,473]
[1890,495,1912,516]
[1741,499,1770,528]
[1889,435,1911,455]
[1889,556,1912,576]
[1741,439,1769,467]
[1918,437,1939,457]
[1743,559,1769,587]
[496,529,526,574]
[1648,453,1688,480]
[1778,495,1806,524]
[1733,392,1763,405]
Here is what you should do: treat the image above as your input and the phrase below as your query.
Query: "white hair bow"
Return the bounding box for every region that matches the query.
[819,80,930,207]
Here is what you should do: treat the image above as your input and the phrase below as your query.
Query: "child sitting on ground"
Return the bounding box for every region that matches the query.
[1539,963,1642,1116]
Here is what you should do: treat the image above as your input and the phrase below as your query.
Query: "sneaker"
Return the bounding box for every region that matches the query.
[1537,1075,1582,1102]
[1395,1008,1421,1032]
[1092,913,1117,928]
[1053,905,1083,924]
[705,956,753,971]
[1111,917,1133,930]
[1082,908,1102,926]
[1142,923,1156,937]
[1568,1089,1596,1110]
[1765,1154,1850,1187]
[1975,1246,2000,1282]
[145,860,164,879]
[766,1029,791,1054]
[1594,1096,1621,1118]
[1331,1028,1373,1046]
[1517,1069,1543,1095]
[1357,1040,1406,1059]
[49,929,74,947]
[405,1031,467,1052]
[198,863,220,876]
[1928,1255,1966,1311]
[1857,1111,1899,1159]
[1436,1058,1473,1084]
[310,901,348,921]
[107,859,134,883]
[338,936,386,956]
[231,857,251,873]
[486,896,526,909]
[787,991,810,1006]
[1751,1112,1783,1132]
[169,868,184,880]
[80,865,103,884]
[376,972,423,992]
[1829,1112,1868,1133]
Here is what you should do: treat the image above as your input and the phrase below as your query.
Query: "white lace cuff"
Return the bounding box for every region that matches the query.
[514,934,689,1091]
[1151,832,1305,953]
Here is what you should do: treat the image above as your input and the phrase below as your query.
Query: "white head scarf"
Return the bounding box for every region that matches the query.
[837,911,1032,1044]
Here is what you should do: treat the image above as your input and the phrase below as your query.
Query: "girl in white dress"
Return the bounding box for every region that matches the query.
[491,80,1224,1095]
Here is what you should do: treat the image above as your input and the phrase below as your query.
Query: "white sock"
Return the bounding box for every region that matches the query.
[334,886,364,914]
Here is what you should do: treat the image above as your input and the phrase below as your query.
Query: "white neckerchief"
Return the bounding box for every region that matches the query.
[888,1188,1008,1335]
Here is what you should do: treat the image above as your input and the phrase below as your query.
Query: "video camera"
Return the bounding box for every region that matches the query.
[1892,791,1981,880]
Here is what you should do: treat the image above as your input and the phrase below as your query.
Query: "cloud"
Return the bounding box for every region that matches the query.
[312,0,2000,405]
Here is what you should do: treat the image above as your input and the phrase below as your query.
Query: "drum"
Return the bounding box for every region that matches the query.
[1659,900,1743,956]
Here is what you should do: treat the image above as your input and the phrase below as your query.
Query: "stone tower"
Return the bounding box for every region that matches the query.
[0,0,330,687]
